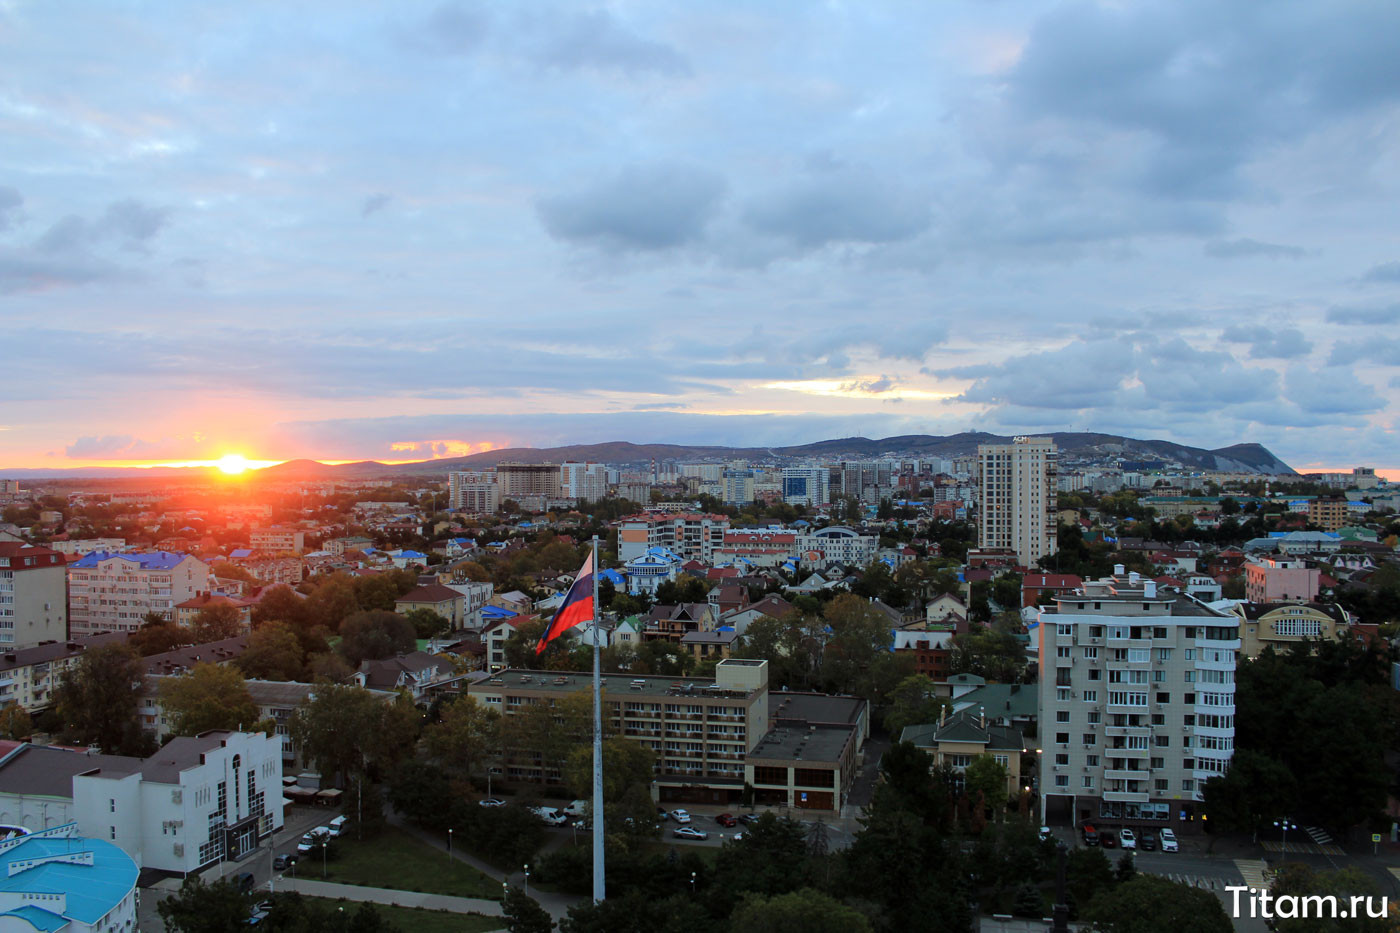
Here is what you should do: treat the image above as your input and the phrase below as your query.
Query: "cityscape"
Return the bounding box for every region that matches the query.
[3,2,1400,933]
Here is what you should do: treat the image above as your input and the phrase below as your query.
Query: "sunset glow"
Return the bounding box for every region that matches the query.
[216,454,252,475]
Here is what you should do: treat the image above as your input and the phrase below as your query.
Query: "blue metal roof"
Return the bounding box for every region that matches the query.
[0,829,137,926]
[482,606,518,619]
[71,550,189,570]
[229,548,253,559]
[1,905,69,931]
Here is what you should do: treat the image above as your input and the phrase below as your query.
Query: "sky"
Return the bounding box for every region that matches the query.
[2,1,1399,474]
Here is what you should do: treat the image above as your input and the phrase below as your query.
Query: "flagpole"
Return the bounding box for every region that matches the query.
[591,533,605,903]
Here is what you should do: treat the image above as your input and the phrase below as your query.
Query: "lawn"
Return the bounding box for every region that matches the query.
[309,826,502,900]
[304,897,501,933]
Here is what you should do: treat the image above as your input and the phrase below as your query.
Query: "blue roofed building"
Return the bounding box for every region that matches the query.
[623,546,683,596]
[68,551,212,637]
[0,824,138,932]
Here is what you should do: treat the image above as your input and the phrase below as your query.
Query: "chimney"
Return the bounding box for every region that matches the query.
[1113,563,1125,577]
[1128,571,1140,585]
[1144,581,1157,599]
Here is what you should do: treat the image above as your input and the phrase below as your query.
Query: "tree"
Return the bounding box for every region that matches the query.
[337,610,416,667]
[160,663,263,736]
[156,877,252,932]
[1012,881,1044,918]
[713,813,810,899]
[130,621,193,656]
[251,583,310,629]
[1114,851,1136,883]
[308,651,355,682]
[403,607,450,639]
[1084,875,1231,933]
[729,888,873,933]
[0,703,32,740]
[388,759,453,827]
[1065,846,1115,911]
[190,603,245,642]
[1268,864,1390,933]
[305,573,361,632]
[236,621,306,681]
[292,683,419,785]
[563,737,654,803]
[52,643,150,755]
[1201,749,1298,838]
[503,884,555,933]
[424,695,500,779]
[963,754,1010,816]
[883,674,947,736]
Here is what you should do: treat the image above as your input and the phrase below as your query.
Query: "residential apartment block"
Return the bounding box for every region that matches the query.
[795,526,879,569]
[560,462,607,503]
[249,527,305,553]
[1308,497,1350,532]
[781,466,831,507]
[496,462,562,500]
[1038,571,1237,834]
[0,542,68,647]
[1243,555,1320,604]
[0,634,126,712]
[978,437,1057,568]
[618,513,731,563]
[68,551,211,636]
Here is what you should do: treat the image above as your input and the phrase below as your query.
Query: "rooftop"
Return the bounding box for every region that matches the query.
[0,745,141,800]
[0,827,138,926]
[0,634,127,674]
[769,692,866,727]
[71,550,194,570]
[473,668,758,701]
[747,722,854,764]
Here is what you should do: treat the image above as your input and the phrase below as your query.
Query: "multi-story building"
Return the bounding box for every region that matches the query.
[1232,602,1352,659]
[68,551,211,636]
[1038,570,1237,834]
[174,592,254,629]
[720,464,755,507]
[47,537,127,556]
[616,481,653,504]
[1308,497,1350,532]
[496,462,561,500]
[832,461,895,505]
[795,526,879,569]
[781,467,830,507]
[1243,555,1320,604]
[249,527,305,553]
[900,709,1025,800]
[0,825,138,933]
[978,437,1057,568]
[325,535,374,557]
[713,531,798,568]
[559,462,608,503]
[0,634,126,712]
[618,513,731,563]
[0,542,68,647]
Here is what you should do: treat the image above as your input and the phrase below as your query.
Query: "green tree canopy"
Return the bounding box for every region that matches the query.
[424,695,500,778]
[52,643,150,755]
[1084,875,1231,933]
[729,888,873,933]
[159,663,263,737]
[337,610,416,667]
[236,621,306,681]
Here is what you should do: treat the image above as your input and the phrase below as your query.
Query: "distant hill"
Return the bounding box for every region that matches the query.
[3,431,1297,481]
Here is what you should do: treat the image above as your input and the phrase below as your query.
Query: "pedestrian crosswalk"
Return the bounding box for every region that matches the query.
[1235,859,1272,891]
[1261,840,1345,856]
[1149,872,1221,890]
[1304,825,1334,846]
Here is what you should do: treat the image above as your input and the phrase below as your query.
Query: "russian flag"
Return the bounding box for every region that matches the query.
[535,551,595,655]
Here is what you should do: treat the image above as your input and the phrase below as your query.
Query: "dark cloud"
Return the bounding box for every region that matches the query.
[744,171,932,248]
[361,193,392,217]
[1221,325,1310,359]
[1328,336,1400,366]
[0,187,21,232]
[1361,261,1400,283]
[33,200,169,254]
[537,163,725,251]
[535,10,689,76]
[1326,304,1400,325]
[416,2,488,55]
[1204,238,1306,260]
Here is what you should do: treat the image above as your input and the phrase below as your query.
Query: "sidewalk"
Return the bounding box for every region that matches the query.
[386,810,584,922]
[279,877,503,916]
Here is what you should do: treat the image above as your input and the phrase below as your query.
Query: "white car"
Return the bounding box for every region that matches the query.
[328,816,348,837]
[1159,828,1178,852]
[671,809,692,824]
[530,807,568,827]
[478,798,506,808]
[672,826,708,840]
[1119,828,1136,850]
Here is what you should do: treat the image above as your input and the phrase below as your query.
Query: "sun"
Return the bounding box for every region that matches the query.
[215,453,251,475]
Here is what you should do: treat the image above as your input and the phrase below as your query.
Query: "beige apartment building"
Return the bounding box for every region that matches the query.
[1038,570,1237,834]
[68,551,210,635]
[1231,602,1352,659]
[0,543,68,647]
[618,513,731,563]
[496,463,562,500]
[249,528,305,553]
[1308,497,1350,532]
[978,437,1057,568]
[0,634,126,712]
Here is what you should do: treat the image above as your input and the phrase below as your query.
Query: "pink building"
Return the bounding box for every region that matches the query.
[1244,556,1320,604]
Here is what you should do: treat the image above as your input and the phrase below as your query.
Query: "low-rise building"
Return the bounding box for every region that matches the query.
[0,824,138,933]
[249,527,305,553]
[1243,556,1320,604]
[173,592,254,629]
[901,709,1026,799]
[1233,602,1353,659]
[353,652,464,702]
[395,584,468,629]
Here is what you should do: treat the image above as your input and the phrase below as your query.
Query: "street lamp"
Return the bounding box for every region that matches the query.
[524,864,530,897]
[690,871,696,895]
[322,840,328,879]
[448,828,453,860]
[1274,819,1297,857]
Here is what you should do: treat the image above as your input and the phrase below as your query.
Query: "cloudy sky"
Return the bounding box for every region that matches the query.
[3,1,1399,473]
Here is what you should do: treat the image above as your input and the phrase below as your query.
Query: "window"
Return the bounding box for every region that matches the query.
[1155,779,1168,792]
[110,826,116,839]
[993,755,1009,768]
[1183,670,1196,683]
[1150,714,1164,726]
[1153,627,1168,639]
[1082,733,1096,745]
[109,799,115,813]
[1087,711,1100,724]
[1182,779,1194,791]
[1056,732,1069,745]
[1156,692,1170,704]
[1184,649,1195,661]
[1083,647,1099,660]
[1055,775,1068,787]
[1150,757,1164,769]
[1083,776,1095,789]
[1154,735,1169,747]
[1056,668,1072,686]
[1055,753,1069,765]
[1057,646,1071,658]
[1083,692,1098,705]
[1056,711,1070,723]
[1088,669,1102,681]
[1152,670,1166,683]
[1056,688,1071,702]
[1086,755,1099,766]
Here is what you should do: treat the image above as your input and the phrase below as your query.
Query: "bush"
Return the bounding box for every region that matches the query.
[535,846,592,895]
[1012,882,1044,918]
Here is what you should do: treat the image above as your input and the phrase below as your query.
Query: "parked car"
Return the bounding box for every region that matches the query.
[1140,830,1158,851]
[529,806,568,827]
[671,809,692,824]
[1099,830,1117,849]
[478,797,506,808]
[235,872,256,893]
[657,807,670,821]
[716,813,738,827]
[1038,826,1052,842]
[738,813,761,825]
[672,826,709,841]
[1119,828,1137,850]
[563,800,588,818]
[328,815,348,837]
[296,834,318,855]
[273,854,294,870]
[1159,828,1179,853]
[1081,824,1099,846]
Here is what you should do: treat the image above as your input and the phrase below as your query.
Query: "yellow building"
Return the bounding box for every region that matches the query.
[901,709,1025,799]
[1232,602,1352,658]
[1308,497,1350,532]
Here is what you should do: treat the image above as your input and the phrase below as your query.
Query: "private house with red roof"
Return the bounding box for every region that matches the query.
[1020,573,1083,608]
[174,592,255,629]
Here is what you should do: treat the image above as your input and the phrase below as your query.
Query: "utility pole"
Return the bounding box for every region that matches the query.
[591,534,606,904]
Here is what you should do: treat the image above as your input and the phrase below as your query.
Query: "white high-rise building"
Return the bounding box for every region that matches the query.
[450,472,500,513]
[978,437,1057,567]
[1037,572,1236,837]
[560,462,608,503]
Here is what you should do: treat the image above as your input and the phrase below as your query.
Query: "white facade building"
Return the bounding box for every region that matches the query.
[67,551,210,636]
[796,526,879,569]
[978,437,1057,568]
[781,467,830,507]
[0,543,68,648]
[1037,572,1236,835]
[560,462,608,503]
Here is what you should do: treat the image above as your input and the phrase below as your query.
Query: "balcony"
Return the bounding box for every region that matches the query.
[1104,746,1149,758]
[1104,725,1150,738]
[1105,768,1149,781]
[1102,790,1150,803]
